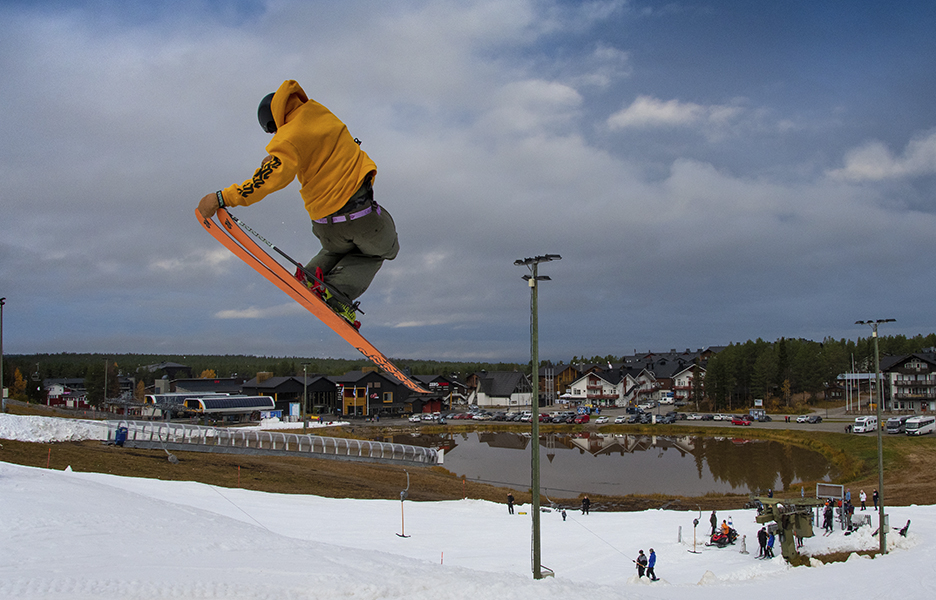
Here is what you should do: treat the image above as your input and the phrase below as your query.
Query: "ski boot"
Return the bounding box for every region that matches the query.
[294,267,361,330]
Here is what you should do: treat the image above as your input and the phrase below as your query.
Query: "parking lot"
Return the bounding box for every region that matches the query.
[374,405,863,434]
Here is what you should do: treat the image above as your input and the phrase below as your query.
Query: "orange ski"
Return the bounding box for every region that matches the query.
[197,208,428,394]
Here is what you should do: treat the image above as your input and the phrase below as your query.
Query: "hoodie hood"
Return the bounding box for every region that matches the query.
[270,80,308,131]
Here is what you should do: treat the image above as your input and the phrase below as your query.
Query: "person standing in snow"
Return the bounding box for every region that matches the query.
[765,531,775,558]
[710,510,718,536]
[823,502,834,534]
[581,495,590,515]
[635,550,648,578]
[860,489,867,511]
[873,489,879,509]
[198,80,399,327]
[647,548,659,581]
[757,527,768,557]
[561,509,567,521]
[506,493,514,515]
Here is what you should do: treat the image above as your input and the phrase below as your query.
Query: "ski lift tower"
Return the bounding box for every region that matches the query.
[515,254,561,580]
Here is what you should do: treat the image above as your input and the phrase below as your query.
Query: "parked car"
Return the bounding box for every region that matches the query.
[657,414,675,424]
[807,415,823,424]
[594,416,609,424]
[408,414,422,423]
[731,415,752,426]
[614,414,628,424]
[686,413,702,420]
[796,414,809,423]
[573,414,590,424]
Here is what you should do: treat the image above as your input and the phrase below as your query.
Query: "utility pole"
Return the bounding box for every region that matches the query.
[856,318,894,556]
[515,254,560,580]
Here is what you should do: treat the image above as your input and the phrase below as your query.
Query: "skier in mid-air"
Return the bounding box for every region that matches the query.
[198,80,399,326]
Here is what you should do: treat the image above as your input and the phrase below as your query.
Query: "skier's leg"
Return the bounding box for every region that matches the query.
[322,207,399,301]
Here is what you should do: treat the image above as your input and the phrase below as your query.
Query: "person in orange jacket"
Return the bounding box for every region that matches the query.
[199,80,398,325]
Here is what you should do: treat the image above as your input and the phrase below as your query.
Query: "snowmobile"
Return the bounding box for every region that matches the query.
[706,527,738,548]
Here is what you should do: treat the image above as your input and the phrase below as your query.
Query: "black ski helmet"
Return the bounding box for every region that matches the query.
[258,92,276,133]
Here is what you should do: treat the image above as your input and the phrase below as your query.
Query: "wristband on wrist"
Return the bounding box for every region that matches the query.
[216,190,225,208]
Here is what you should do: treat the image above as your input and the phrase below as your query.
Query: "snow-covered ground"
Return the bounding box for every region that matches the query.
[0,413,929,599]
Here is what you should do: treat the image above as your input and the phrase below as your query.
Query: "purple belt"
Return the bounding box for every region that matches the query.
[314,203,381,225]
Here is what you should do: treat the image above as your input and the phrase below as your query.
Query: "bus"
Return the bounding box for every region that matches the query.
[885,415,912,434]
[904,415,936,436]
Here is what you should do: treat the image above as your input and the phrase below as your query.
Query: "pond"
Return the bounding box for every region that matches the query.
[375,431,838,497]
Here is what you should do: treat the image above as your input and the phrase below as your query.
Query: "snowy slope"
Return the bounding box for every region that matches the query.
[0,414,930,599]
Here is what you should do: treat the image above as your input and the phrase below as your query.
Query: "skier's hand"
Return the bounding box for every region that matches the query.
[198,193,220,219]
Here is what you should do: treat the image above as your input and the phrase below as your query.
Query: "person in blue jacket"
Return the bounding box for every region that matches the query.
[647,548,659,581]
[766,531,775,558]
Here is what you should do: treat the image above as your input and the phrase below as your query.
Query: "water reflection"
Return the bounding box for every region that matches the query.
[376,431,838,496]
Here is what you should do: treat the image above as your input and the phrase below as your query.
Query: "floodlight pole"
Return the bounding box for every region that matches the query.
[856,318,894,556]
[515,254,560,580]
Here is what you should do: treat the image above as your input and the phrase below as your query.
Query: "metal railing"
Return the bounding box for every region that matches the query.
[107,420,438,466]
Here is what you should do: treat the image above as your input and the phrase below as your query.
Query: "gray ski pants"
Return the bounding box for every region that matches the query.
[306,199,399,303]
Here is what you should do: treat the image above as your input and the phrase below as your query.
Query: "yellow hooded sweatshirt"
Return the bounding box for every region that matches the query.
[219,80,377,221]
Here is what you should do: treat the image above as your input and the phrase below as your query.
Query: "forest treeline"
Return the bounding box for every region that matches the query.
[4,331,934,407]
[698,333,936,411]
[1,352,524,403]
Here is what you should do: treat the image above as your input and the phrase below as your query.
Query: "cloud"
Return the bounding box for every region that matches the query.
[150,249,232,273]
[606,95,744,132]
[479,79,583,135]
[2,0,935,360]
[215,304,304,320]
[828,129,936,181]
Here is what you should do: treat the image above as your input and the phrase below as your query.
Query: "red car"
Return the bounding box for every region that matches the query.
[573,414,590,424]
[731,415,752,426]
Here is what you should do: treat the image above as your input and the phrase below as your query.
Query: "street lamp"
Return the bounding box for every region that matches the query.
[1,297,6,413]
[515,253,560,580]
[302,363,310,419]
[856,318,895,556]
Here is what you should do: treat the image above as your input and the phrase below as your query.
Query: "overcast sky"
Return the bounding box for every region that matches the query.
[2,0,935,364]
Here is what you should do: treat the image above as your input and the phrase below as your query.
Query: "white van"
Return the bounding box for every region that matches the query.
[853,416,878,433]
[905,415,936,436]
